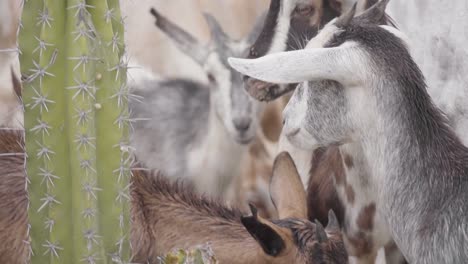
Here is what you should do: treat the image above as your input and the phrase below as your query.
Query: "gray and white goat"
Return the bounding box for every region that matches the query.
[128,9,266,197]
[239,0,405,263]
[229,0,468,262]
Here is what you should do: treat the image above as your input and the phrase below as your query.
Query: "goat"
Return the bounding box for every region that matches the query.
[128,9,266,198]
[0,0,22,128]
[228,126,279,218]
[0,128,29,263]
[229,0,468,262]
[237,0,406,263]
[131,152,348,263]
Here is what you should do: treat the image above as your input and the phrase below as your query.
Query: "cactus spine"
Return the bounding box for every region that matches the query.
[19,0,130,263]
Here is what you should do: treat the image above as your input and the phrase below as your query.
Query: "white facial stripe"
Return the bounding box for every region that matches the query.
[205,52,232,114]
[267,0,295,54]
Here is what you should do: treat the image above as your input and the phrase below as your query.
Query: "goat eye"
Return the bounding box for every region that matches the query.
[294,5,314,16]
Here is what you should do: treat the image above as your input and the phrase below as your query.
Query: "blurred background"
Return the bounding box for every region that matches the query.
[121,0,269,82]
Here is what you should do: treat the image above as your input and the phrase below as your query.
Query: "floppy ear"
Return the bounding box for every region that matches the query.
[150,8,209,65]
[270,152,307,219]
[229,45,359,85]
[354,0,390,24]
[241,204,286,256]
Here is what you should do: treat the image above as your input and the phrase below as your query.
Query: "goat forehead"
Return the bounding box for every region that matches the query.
[275,218,318,245]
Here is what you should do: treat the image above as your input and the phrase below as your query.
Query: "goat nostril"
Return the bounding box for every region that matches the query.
[233,117,252,132]
[282,119,286,126]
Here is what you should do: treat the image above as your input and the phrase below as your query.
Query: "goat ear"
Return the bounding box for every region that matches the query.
[241,205,286,256]
[245,11,267,46]
[355,0,390,24]
[229,46,357,85]
[335,2,357,27]
[270,152,307,219]
[150,8,209,65]
[325,210,340,232]
[315,220,329,243]
[203,12,230,46]
[328,0,380,14]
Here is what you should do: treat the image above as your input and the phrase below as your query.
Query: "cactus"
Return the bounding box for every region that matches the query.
[19,0,131,263]
[160,247,218,264]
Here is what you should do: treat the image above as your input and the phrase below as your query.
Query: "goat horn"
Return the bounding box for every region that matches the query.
[315,219,328,243]
[326,210,340,231]
[336,2,357,27]
[248,203,259,218]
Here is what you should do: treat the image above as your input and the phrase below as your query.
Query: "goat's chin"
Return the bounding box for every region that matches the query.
[285,131,320,151]
[233,133,255,145]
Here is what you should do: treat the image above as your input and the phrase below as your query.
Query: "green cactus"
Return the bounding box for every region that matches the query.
[19,0,130,263]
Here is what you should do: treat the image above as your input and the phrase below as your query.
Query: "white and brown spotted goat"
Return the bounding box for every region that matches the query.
[131,152,348,264]
[229,0,468,262]
[239,0,406,263]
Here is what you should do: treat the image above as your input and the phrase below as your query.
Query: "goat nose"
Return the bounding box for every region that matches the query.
[233,117,252,132]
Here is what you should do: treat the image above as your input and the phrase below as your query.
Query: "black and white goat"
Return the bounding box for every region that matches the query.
[128,9,266,197]
[229,0,468,262]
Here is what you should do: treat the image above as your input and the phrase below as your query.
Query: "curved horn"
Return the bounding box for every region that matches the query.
[150,8,209,65]
[229,45,360,86]
[325,210,340,231]
[335,2,357,27]
[203,12,230,46]
[355,0,390,25]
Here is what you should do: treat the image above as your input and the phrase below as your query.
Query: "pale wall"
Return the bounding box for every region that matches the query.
[387,0,468,144]
[121,0,268,82]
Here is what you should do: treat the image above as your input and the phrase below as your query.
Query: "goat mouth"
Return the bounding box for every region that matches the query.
[234,134,255,145]
[245,78,280,102]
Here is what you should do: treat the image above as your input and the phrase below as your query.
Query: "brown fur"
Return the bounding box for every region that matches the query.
[0,128,29,263]
[306,147,345,226]
[345,184,355,204]
[232,133,277,219]
[344,231,374,259]
[131,169,267,263]
[343,154,354,169]
[130,153,349,264]
[356,204,376,231]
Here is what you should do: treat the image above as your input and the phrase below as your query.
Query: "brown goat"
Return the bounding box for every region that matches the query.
[0,128,29,263]
[131,152,348,264]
